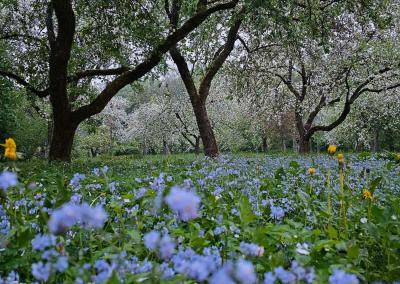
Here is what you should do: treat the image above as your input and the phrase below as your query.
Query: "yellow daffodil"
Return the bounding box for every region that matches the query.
[1,138,17,160]
[4,138,16,150]
[5,148,17,160]
[308,167,316,174]
[327,145,337,155]
[363,189,373,201]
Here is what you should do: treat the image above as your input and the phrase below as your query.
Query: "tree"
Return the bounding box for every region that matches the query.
[323,91,400,151]
[230,1,400,153]
[0,0,239,161]
[166,0,244,157]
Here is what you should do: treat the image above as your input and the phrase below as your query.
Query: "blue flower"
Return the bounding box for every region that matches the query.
[240,242,264,256]
[0,171,17,191]
[54,256,69,272]
[32,262,51,281]
[134,187,147,199]
[213,226,226,235]
[102,166,109,174]
[213,186,224,196]
[144,230,161,250]
[171,248,221,281]
[94,259,112,284]
[0,205,10,235]
[234,259,257,284]
[165,186,200,221]
[31,234,56,251]
[79,204,108,229]
[92,168,100,176]
[159,234,176,260]
[264,272,277,284]
[48,202,107,234]
[274,267,296,284]
[209,264,235,284]
[160,262,175,279]
[270,206,285,220]
[5,271,19,283]
[70,173,85,190]
[329,269,359,284]
[42,249,59,260]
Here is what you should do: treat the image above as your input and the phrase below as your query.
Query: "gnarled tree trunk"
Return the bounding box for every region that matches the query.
[168,10,243,158]
[49,118,77,161]
[261,137,268,152]
[192,101,218,157]
[298,136,311,153]
[194,136,201,155]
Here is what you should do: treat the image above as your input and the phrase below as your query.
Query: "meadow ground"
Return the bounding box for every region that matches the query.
[0,152,400,283]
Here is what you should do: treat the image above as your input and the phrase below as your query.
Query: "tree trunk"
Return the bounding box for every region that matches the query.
[372,130,380,152]
[262,137,268,152]
[194,136,201,155]
[193,101,219,157]
[292,137,297,152]
[298,136,311,154]
[143,139,148,155]
[163,139,170,155]
[49,119,77,161]
[46,117,54,159]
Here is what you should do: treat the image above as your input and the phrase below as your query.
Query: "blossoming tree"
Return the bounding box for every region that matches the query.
[0,0,240,160]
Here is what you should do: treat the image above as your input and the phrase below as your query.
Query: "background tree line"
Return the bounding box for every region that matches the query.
[0,0,399,160]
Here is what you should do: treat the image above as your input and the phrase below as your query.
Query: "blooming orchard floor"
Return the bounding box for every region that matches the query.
[0,153,400,283]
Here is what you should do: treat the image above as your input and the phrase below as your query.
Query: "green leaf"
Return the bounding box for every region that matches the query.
[327,225,338,239]
[369,177,383,193]
[106,271,121,284]
[347,245,359,259]
[289,161,300,169]
[239,195,256,224]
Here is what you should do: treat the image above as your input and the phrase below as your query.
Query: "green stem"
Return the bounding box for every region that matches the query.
[339,169,347,236]
[327,169,331,224]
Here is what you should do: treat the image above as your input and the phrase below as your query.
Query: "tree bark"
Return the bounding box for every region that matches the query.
[163,139,170,155]
[49,119,77,161]
[193,101,219,157]
[46,117,54,158]
[261,137,268,152]
[194,136,201,155]
[298,136,311,153]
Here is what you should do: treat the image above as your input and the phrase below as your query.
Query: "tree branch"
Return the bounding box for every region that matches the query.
[308,67,400,137]
[0,33,46,46]
[71,0,239,124]
[0,70,49,97]
[198,9,244,100]
[305,92,326,127]
[67,67,130,83]
[170,46,199,101]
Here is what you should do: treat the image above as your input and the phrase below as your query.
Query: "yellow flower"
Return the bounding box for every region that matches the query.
[308,167,316,174]
[327,145,337,155]
[363,189,373,200]
[395,153,400,163]
[4,138,16,150]
[1,138,17,160]
[5,148,17,160]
